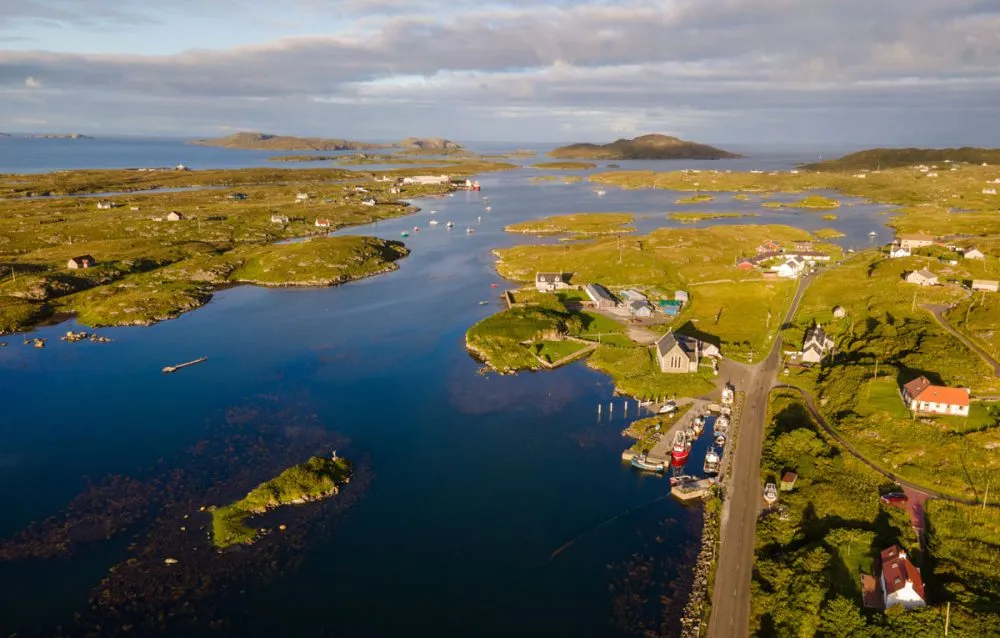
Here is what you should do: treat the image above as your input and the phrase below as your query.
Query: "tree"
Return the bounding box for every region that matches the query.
[772,427,830,467]
[818,596,868,637]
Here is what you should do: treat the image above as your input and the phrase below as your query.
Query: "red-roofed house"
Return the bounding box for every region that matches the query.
[314,218,331,228]
[901,376,970,416]
[879,545,926,611]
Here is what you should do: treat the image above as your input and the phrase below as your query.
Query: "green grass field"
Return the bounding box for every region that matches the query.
[752,389,1000,636]
[533,339,591,364]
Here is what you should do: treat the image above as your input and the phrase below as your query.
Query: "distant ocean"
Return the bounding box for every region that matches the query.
[0,135,862,174]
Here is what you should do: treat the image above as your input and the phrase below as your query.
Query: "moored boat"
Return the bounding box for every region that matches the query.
[715,414,730,434]
[669,474,696,487]
[692,415,705,436]
[428,219,439,225]
[703,447,720,474]
[446,221,455,228]
[714,432,727,447]
[763,482,778,504]
[631,455,665,473]
[671,430,691,462]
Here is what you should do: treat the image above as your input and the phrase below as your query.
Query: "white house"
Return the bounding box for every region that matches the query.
[361,198,376,207]
[165,211,184,221]
[270,214,289,224]
[888,244,911,259]
[628,300,654,318]
[901,376,970,416]
[96,200,114,210]
[880,545,926,611]
[963,247,985,260]
[854,173,867,179]
[983,188,997,195]
[535,272,572,293]
[775,257,805,279]
[898,234,935,250]
[800,323,835,364]
[972,279,999,293]
[296,193,310,202]
[315,218,331,228]
[904,269,938,286]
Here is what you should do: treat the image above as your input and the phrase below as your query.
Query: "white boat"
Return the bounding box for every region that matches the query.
[466,227,474,234]
[596,189,607,196]
[485,205,492,212]
[692,415,705,436]
[658,401,676,415]
[430,210,437,214]
[631,455,665,473]
[703,447,720,474]
[868,231,877,237]
[715,415,730,434]
[714,433,727,447]
[428,219,439,226]
[763,482,778,504]
[446,221,454,228]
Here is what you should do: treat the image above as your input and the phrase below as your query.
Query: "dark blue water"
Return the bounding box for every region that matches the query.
[0,140,889,636]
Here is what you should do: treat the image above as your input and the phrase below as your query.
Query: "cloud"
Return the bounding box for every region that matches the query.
[0,0,998,142]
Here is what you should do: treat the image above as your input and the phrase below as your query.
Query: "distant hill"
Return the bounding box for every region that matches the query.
[191,132,390,151]
[802,147,1000,171]
[192,132,464,152]
[398,137,462,150]
[9,133,94,139]
[549,134,740,160]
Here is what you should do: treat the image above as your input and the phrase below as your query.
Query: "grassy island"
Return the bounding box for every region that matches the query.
[549,134,740,160]
[504,213,634,235]
[812,228,845,239]
[211,455,352,549]
[674,194,715,205]
[761,195,840,210]
[669,212,755,223]
[0,164,515,332]
[531,161,597,170]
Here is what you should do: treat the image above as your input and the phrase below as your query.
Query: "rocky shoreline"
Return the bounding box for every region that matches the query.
[678,496,720,637]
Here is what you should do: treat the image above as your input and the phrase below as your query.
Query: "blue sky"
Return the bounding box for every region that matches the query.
[1,0,999,144]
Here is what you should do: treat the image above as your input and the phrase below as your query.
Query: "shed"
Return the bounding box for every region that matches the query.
[972,279,999,293]
[963,247,986,260]
[832,306,847,318]
[628,300,654,318]
[166,211,184,221]
[67,255,95,270]
[674,290,690,303]
[904,269,938,286]
[315,218,331,228]
[584,283,618,309]
[780,471,798,491]
[621,289,647,303]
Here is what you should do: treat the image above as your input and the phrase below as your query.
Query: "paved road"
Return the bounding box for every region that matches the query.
[922,303,1000,376]
[706,275,811,638]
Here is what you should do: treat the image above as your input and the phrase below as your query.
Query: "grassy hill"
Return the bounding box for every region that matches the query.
[191,132,389,151]
[549,134,740,160]
[802,147,1000,171]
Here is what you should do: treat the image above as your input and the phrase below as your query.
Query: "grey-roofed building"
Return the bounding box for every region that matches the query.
[972,279,999,292]
[620,289,646,303]
[800,323,834,364]
[585,283,618,309]
[629,300,654,317]
[904,269,938,286]
[655,332,700,373]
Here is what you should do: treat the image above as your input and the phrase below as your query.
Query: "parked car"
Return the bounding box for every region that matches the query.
[880,492,908,505]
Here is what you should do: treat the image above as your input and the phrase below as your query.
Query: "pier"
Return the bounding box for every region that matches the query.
[645,398,708,465]
[671,477,717,501]
[162,357,207,374]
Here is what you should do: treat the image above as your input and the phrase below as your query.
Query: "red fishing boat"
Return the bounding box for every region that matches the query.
[671,430,691,463]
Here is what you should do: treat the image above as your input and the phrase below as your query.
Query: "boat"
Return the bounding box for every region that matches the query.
[490,283,499,288]
[485,205,492,212]
[446,221,455,228]
[428,219,439,226]
[669,474,696,487]
[658,401,676,415]
[671,431,691,462]
[868,231,878,237]
[400,231,409,238]
[466,227,474,234]
[703,447,720,474]
[413,226,420,232]
[478,301,489,306]
[596,189,606,196]
[763,482,778,504]
[715,414,730,433]
[692,415,705,436]
[714,433,727,447]
[430,210,437,214]
[631,455,665,473]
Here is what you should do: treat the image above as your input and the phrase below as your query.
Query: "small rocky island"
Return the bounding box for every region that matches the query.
[193,131,463,152]
[211,454,352,548]
[549,134,739,160]
[13,133,94,139]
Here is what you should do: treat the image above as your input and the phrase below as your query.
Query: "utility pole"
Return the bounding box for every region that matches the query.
[617,234,623,265]
[945,601,951,636]
[911,290,917,312]
[984,479,991,512]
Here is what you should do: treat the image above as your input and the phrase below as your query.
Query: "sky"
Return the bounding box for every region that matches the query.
[1,0,999,145]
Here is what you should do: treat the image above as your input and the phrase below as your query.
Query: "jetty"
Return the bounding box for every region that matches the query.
[671,477,716,501]
[162,357,207,374]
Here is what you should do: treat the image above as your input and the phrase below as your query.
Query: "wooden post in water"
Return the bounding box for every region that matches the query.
[609,402,614,416]
[598,403,602,415]
[624,402,628,417]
